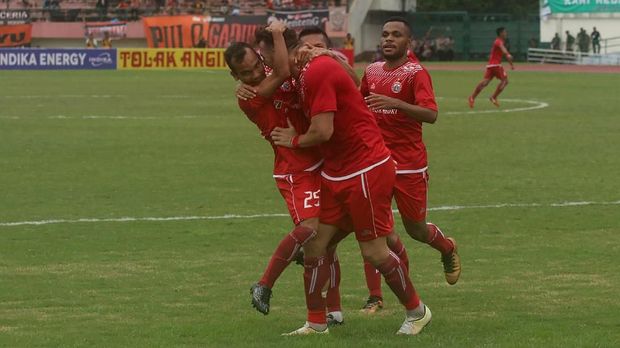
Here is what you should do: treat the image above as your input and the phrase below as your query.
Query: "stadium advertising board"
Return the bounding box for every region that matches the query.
[85,22,128,39]
[0,9,30,25]
[0,48,116,70]
[0,24,32,47]
[545,0,620,13]
[117,48,226,69]
[143,15,265,48]
[266,8,329,31]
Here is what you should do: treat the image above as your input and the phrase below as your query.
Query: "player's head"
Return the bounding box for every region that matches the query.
[299,26,332,49]
[224,42,266,86]
[496,27,507,39]
[254,26,298,68]
[381,17,412,61]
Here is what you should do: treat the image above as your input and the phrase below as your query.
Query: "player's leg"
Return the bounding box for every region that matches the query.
[469,68,493,107]
[283,222,339,335]
[395,171,461,284]
[360,231,409,314]
[324,228,350,327]
[352,160,431,335]
[490,67,508,107]
[251,174,320,315]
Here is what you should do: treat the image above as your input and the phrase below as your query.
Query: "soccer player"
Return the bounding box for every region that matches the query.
[468,27,514,108]
[359,17,462,313]
[224,21,330,317]
[270,38,431,337]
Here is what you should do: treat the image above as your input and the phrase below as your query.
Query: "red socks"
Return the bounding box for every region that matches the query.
[325,249,341,313]
[259,225,315,289]
[363,234,410,298]
[304,256,330,324]
[426,223,454,255]
[375,252,420,310]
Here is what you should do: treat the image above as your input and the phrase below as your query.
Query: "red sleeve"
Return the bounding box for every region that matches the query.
[360,71,369,97]
[238,95,269,120]
[411,69,438,112]
[304,57,340,118]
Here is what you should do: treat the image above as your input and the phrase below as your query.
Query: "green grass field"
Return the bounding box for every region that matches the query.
[1,66,619,347]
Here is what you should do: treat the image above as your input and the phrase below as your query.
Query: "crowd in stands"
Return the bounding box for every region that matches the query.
[2,0,347,21]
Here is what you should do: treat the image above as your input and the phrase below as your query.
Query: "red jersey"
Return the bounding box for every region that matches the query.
[361,60,438,172]
[299,56,391,180]
[488,38,505,66]
[238,78,322,176]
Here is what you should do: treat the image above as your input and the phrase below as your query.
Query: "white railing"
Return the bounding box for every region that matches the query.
[527,48,620,65]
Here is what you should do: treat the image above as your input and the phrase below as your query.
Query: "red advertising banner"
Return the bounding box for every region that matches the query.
[0,24,32,47]
[143,15,266,48]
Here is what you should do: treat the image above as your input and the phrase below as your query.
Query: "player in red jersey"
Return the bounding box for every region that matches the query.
[269,41,431,336]
[359,17,462,313]
[469,26,514,108]
[224,21,334,317]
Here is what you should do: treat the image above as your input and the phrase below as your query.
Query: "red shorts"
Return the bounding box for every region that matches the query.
[319,159,396,242]
[274,170,321,225]
[484,65,507,80]
[394,170,429,222]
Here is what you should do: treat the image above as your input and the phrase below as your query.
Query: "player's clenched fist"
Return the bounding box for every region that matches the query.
[271,118,298,148]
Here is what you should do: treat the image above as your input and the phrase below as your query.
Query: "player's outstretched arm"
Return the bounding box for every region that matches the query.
[255,20,291,98]
[271,113,334,148]
[500,42,514,69]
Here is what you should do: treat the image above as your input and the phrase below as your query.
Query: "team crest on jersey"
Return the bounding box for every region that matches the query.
[273,100,283,109]
[280,81,291,91]
[391,81,402,93]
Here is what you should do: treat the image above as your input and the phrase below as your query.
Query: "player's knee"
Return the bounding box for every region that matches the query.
[291,225,316,245]
[359,239,390,266]
[403,220,429,242]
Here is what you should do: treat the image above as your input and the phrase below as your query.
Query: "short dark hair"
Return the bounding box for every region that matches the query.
[254,27,298,49]
[224,42,254,72]
[496,27,506,36]
[384,16,412,37]
[299,26,332,48]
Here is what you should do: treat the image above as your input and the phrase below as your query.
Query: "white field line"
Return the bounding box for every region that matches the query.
[444,99,549,115]
[1,200,618,228]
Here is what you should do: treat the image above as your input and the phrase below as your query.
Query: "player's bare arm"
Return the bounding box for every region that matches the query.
[365,93,437,124]
[271,113,334,148]
[248,20,290,98]
[499,42,514,69]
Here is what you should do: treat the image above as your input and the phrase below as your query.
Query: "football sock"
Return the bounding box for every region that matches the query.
[426,223,454,255]
[390,234,410,271]
[304,255,330,325]
[363,261,383,298]
[376,252,420,311]
[325,249,342,313]
[406,302,426,320]
[259,225,316,289]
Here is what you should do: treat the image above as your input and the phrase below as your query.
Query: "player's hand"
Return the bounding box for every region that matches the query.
[236,83,257,100]
[267,19,286,33]
[365,93,402,110]
[271,118,298,148]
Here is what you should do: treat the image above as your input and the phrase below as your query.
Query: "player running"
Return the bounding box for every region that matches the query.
[469,27,514,108]
[270,38,431,337]
[359,17,462,314]
[224,21,338,317]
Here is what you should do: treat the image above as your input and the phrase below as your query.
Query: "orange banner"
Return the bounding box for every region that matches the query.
[0,24,32,47]
[143,16,210,48]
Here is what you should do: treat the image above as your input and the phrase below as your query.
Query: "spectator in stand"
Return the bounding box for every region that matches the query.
[591,27,601,54]
[577,28,589,53]
[116,0,130,19]
[344,32,354,50]
[445,36,454,61]
[565,30,575,52]
[101,31,112,48]
[86,32,98,48]
[96,0,109,20]
[551,33,561,51]
[373,44,383,62]
[130,0,140,20]
[192,0,205,14]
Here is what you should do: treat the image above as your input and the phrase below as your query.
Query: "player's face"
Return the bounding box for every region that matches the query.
[500,30,508,39]
[257,40,275,68]
[288,46,301,78]
[381,22,410,60]
[231,47,266,86]
[300,33,329,49]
